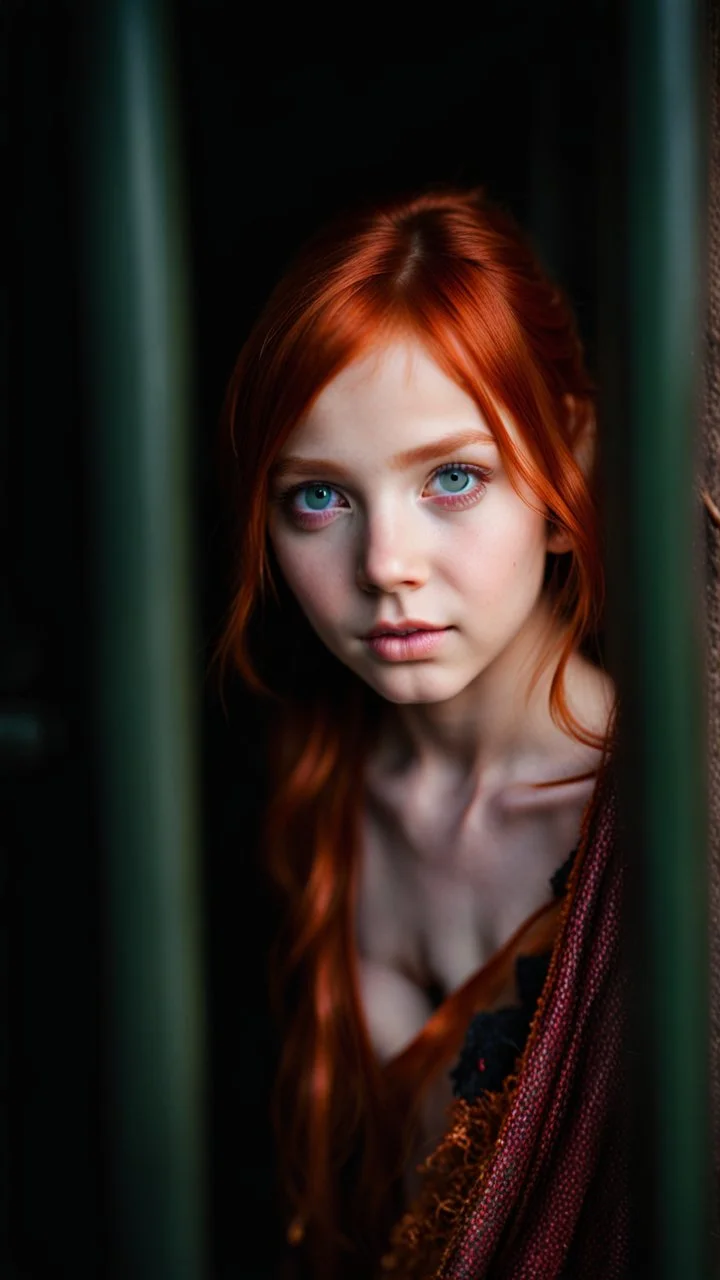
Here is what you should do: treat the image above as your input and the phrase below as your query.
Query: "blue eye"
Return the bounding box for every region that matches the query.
[435,466,472,493]
[300,483,335,511]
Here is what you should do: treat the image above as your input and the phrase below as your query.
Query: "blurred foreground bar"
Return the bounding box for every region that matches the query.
[82,1,206,1276]
[619,0,713,1273]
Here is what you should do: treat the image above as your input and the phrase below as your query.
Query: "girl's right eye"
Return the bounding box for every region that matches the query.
[276,482,348,523]
[296,483,338,512]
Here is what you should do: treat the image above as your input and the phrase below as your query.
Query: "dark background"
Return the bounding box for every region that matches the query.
[4,2,623,1275]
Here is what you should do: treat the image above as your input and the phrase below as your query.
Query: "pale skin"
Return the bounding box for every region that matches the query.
[267,338,615,1189]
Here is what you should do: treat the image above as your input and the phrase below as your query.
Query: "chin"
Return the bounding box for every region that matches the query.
[365,665,473,706]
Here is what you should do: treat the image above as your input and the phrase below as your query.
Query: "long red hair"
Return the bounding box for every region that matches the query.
[213,188,606,1274]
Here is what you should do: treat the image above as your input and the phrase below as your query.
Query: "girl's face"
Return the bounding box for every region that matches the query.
[267,340,559,706]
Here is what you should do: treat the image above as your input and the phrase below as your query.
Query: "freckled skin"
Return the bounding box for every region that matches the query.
[267,338,614,1178]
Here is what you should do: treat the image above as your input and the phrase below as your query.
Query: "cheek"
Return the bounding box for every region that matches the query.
[269,527,349,626]
[504,519,549,586]
[444,503,547,595]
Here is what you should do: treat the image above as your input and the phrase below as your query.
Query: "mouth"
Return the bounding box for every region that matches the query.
[362,623,453,662]
[364,619,448,639]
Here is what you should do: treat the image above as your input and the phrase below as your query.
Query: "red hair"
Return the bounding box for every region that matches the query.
[213,188,607,1273]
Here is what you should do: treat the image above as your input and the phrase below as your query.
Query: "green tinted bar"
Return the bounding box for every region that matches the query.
[83,2,206,1275]
[628,0,711,1272]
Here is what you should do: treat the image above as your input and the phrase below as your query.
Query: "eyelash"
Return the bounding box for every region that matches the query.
[273,462,493,526]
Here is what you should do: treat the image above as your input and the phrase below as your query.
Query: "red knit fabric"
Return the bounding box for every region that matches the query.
[436,769,628,1279]
[378,762,628,1278]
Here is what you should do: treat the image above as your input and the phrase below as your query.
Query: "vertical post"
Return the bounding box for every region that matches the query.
[625,0,712,1272]
[82,1,206,1276]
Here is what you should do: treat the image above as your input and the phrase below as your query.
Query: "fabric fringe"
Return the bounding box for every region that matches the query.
[378,1077,519,1278]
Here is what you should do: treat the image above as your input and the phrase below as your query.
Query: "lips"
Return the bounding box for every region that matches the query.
[364,619,446,639]
[363,625,451,661]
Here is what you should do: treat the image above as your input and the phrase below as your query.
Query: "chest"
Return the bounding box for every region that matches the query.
[354,771,591,1064]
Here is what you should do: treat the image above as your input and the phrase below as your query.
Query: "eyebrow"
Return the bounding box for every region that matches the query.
[270,430,497,482]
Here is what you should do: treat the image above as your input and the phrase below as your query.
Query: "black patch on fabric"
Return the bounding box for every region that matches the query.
[449,845,578,1100]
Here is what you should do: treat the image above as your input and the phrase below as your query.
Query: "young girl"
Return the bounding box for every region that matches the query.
[216,189,627,1278]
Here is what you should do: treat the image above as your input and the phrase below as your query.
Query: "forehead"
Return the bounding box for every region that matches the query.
[288,339,504,452]
[271,339,546,510]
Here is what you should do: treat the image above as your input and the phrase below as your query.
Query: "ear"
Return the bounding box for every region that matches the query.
[546,521,573,554]
[564,392,596,478]
[546,394,596,556]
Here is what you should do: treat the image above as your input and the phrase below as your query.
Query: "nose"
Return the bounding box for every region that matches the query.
[355,505,428,594]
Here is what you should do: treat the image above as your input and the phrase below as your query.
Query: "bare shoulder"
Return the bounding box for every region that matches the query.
[561,651,616,742]
[546,652,616,785]
[499,655,615,816]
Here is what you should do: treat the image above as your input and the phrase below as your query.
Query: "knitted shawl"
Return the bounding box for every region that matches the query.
[378,757,629,1279]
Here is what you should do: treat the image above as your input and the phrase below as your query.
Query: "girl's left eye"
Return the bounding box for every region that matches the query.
[425,463,490,499]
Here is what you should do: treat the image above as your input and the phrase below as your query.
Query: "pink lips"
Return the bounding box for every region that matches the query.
[363,621,452,661]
